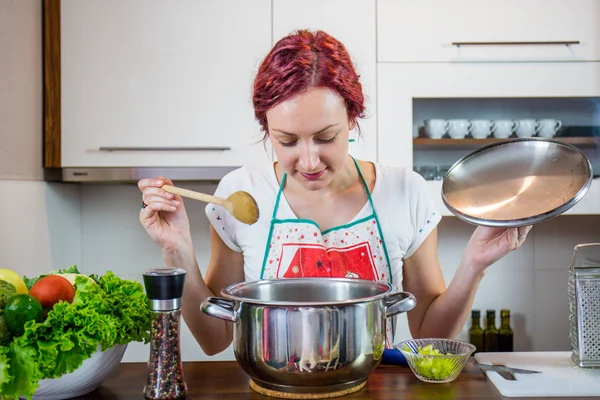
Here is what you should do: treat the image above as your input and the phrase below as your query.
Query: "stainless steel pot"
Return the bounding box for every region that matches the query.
[201,278,416,395]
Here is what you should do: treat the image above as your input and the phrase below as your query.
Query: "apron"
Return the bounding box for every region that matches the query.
[260,158,395,350]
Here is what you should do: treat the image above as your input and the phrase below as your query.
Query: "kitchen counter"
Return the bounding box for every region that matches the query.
[71,361,585,400]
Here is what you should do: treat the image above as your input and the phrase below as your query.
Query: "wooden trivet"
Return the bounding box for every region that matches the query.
[249,379,366,399]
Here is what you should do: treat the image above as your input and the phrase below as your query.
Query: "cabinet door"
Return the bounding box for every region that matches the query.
[378,0,600,62]
[273,0,377,162]
[60,0,272,167]
[378,62,600,169]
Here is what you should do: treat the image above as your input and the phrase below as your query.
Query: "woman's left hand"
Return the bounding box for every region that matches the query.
[462,225,533,272]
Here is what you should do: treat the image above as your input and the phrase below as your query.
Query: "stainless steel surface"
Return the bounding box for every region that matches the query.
[98,146,231,151]
[442,138,593,228]
[473,362,541,374]
[201,278,416,394]
[568,243,600,367]
[452,41,580,47]
[55,166,238,183]
[148,298,181,312]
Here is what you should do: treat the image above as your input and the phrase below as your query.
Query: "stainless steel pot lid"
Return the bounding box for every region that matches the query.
[441,138,593,228]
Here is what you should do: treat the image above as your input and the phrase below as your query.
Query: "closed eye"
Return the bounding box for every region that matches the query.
[316,136,336,144]
[279,140,297,147]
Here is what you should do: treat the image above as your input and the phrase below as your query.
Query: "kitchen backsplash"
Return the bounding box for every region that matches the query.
[2,180,599,362]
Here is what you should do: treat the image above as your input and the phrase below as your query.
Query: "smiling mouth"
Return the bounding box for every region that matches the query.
[299,170,326,180]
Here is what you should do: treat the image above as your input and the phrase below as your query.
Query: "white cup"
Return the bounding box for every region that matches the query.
[515,119,539,138]
[491,120,518,139]
[470,119,493,139]
[424,119,448,139]
[537,119,562,137]
[447,119,471,139]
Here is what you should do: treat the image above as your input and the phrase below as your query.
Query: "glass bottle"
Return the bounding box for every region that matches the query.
[498,309,514,352]
[469,310,484,353]
[143,268,188,400]
[483,309,499,352]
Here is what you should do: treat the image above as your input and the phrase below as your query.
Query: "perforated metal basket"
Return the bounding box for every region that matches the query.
[568,243,600,367]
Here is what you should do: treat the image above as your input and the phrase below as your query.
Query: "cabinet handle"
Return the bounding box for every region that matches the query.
[98,146,232,152]
[452,41,580,47]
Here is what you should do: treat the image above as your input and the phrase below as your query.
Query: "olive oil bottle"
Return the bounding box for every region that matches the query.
[484,309,499,352]
[469,310,484,353]
[498,309,514,352]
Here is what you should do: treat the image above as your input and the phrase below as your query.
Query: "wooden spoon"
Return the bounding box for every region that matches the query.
[161,185,259,225]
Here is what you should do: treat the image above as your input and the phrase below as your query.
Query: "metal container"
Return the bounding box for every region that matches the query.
[442,138,593,228]
[201,278,416,395]
[568,243,600,367]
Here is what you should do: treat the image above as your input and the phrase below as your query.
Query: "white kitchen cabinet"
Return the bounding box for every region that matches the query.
[378,61,600,166]
[273,0,377,162]
[378,0,600,63]
[59,0,272,168]
[378,61,600,214]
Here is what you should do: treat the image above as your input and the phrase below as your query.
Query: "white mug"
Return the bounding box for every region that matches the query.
[537,119,562,138]
[515,119,539,138]
[424,119,448,139]
[470,119,493,139]
[447,119,471,139]
[491,120,519,139]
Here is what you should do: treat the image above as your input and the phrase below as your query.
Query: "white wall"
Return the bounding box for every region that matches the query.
[0,0,44,180]
[0,182,82,278]
[0,1,82,282]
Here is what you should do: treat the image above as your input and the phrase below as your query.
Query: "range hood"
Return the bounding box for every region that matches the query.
[44,166,239,183]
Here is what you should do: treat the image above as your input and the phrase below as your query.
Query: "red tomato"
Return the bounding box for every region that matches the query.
[29,275,76,308]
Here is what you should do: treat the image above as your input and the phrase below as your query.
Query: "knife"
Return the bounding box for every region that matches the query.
[474,362,542,374]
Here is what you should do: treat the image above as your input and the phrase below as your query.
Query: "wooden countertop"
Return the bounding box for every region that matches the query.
[70,361,586,400]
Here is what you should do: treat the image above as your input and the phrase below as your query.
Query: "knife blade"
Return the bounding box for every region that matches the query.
[474,362,542,374]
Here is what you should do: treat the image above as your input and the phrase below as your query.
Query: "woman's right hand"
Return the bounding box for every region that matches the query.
[138,176,192,254]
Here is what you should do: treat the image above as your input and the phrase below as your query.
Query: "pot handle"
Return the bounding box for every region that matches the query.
[200,297,239,323]
[384,292,416,318]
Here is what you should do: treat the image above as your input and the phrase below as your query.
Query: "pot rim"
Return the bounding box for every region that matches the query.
[219,277,395,307]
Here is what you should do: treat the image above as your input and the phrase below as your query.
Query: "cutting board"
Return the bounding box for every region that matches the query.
[474,351,600,397]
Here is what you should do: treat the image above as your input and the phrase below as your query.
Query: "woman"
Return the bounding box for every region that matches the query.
[138,30,531,355]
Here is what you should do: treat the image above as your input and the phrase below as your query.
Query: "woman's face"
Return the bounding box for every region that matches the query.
[266,87,351,191]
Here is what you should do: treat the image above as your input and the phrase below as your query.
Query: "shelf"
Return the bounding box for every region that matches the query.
[414,137,599,149]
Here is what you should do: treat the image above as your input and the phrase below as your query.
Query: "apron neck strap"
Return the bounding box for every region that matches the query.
[272,172,287,220]
[351,156,377,210]
[272,156,375,219]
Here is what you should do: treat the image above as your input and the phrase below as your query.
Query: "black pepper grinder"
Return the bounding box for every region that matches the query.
[143,268,187,400]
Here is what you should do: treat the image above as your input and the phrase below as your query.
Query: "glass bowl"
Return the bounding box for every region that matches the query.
[396,338,475,383]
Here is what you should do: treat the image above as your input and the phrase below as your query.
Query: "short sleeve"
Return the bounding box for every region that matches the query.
[404,171,442,258]
[205,172,243,253]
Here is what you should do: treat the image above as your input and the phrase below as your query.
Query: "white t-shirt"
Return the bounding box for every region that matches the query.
[205,161,442,288]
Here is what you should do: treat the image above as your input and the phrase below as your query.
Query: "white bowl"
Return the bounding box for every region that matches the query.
[29,344,127,400]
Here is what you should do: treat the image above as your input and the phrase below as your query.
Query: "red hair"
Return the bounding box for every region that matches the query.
[252,30,366,138]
